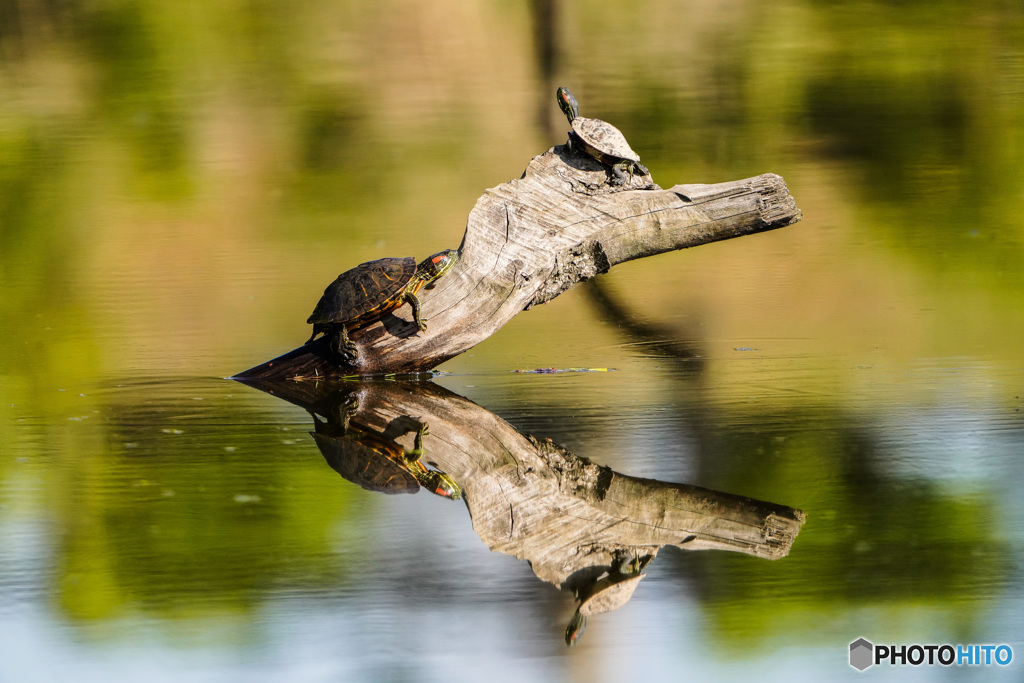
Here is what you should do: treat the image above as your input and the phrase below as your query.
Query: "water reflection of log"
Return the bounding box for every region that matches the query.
[238,379,805,640]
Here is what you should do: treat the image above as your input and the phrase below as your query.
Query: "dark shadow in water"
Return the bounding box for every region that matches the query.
[237,378,805,645]
[583,276,705,371]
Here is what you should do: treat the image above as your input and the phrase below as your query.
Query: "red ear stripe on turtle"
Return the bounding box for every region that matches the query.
[432,254,446,264]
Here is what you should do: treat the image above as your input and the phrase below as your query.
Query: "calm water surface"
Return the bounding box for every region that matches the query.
[3,1,1024,681]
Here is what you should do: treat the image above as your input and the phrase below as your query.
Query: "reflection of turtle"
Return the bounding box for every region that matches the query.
[306,249,459,362]
[313,409,461,499]
[556,87,649,186]
[565,550,653,646]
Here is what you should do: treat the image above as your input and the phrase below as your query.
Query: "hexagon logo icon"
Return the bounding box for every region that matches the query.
[850,638,874,671]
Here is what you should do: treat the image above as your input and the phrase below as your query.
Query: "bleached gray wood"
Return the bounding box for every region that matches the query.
[236,146,801,379]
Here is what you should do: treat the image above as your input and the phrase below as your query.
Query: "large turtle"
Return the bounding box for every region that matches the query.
[313,410,461,500]
[306,249,459,362]
[556,87,649,186]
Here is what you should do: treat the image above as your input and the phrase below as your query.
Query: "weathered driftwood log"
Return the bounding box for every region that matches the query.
[236,147,801,379]
[239,379,807,593]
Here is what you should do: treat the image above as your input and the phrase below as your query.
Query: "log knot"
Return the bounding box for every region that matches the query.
[526,240,611,309]
[530,435,613,501]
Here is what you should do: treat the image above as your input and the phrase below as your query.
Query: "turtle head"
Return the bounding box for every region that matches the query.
[565,610,586,647]
[422,471,462,500]
[417,249,459,283]
[556,87,579,123]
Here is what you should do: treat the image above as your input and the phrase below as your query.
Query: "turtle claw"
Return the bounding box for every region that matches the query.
[328,330,358,363]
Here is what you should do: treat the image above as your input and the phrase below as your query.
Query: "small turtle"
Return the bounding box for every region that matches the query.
[556,87,649,186]
[565,550,652,646]
[306,249,459,362]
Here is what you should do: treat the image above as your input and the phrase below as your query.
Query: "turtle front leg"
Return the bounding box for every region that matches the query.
[609,162,629,186]
[606,161,630,185]
[406,292,427,332]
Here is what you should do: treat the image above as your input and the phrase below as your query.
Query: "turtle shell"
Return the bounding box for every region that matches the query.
[571,117,641,164]
[578,573,645,616]
[307,257,417,327]
[313,432,421,495]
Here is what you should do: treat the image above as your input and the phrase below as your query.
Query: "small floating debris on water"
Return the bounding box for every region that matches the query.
[512,367,616,374]
[233,494,261,504]
[160,428,184,435]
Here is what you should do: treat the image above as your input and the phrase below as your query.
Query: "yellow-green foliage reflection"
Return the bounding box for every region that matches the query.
[0,0,1022,655]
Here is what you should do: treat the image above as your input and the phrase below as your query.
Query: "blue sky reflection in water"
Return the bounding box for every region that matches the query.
[2,0,1024,681]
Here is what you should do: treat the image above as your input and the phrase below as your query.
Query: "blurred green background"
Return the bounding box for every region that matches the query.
[2,0,1023,680]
